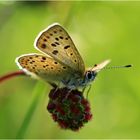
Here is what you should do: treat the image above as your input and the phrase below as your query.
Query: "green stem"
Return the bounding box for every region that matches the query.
[16,81,46,139]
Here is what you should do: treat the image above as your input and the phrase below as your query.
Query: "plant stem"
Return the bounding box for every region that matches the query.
[0,70,25,83]
[16,81,46,138]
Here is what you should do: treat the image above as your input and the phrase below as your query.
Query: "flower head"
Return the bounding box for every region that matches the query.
[47,87,92,131]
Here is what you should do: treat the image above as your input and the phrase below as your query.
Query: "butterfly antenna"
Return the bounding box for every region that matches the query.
[103,64,132,70]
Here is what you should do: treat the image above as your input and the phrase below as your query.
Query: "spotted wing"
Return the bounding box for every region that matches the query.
[34,23,85,76]
[16,54,73,82]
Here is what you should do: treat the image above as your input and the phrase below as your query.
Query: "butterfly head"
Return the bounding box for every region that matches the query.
[81,60,111,86]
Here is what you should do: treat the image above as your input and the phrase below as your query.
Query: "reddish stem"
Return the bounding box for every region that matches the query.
[0,70,26,83]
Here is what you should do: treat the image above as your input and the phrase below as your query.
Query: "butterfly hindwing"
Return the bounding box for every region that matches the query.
[16,54,73,82]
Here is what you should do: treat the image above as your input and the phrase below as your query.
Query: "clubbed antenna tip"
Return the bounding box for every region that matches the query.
[125,64,132,68]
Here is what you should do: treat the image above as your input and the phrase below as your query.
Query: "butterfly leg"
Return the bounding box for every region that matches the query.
[48,82,57,88]
[48,82,61,96]
[86,84,92,99]
[61,88,73,102]
[82,86,86,94]
[65,88,73,98]
[82,84,91,99]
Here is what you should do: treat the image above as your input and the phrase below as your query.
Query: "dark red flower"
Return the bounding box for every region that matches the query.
[47,87,93,131]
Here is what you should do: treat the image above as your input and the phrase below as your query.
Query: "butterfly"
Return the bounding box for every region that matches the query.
[16,23,110,90]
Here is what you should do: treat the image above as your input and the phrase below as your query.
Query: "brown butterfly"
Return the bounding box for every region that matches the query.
[16,23,110,90]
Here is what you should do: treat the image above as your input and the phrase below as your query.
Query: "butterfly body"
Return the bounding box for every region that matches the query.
[61,70,97,89]
[16,23,110,90]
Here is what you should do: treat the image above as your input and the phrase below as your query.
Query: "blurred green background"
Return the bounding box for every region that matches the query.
[0,1,139,139]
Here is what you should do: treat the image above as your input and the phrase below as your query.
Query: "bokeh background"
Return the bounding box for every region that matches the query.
[0,1,139,139]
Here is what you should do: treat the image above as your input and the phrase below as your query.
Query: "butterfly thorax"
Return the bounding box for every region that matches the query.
[62,70,97,89]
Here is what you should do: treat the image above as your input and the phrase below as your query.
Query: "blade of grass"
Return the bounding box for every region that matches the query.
[16,81,46,139]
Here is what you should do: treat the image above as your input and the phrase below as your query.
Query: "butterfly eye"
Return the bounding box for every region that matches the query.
[86,71,97,81]
[86,71,92,79]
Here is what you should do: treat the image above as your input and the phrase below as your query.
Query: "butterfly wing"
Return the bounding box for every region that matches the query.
[34,23,85,76]
[16,54,73,82]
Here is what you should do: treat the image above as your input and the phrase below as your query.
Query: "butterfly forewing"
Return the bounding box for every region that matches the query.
[16,54,73,82]
[34,23,85,76]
